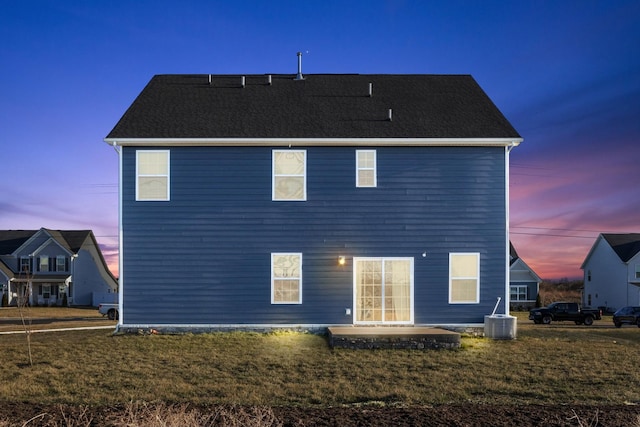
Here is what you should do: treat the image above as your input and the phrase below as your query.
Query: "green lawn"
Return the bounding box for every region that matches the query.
[1,312,638,407]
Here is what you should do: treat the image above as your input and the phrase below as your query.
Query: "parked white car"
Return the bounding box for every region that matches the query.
[98,303,119,320]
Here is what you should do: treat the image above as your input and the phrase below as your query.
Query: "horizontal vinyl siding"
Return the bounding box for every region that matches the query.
[121,146,506,325]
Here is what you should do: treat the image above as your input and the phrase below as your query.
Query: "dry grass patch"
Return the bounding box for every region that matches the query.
[0,307,114,333]
[1,323,639,408]
[0,307,103,319]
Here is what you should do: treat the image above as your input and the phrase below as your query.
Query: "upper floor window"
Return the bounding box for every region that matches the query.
[449,253,480,304]
[20,257,30,273]
[356,150,376,187]
[39,256,49,272]
[56,256,67,272]
[136,150,170,201]
[272,150,306,201]
[635,264,640,279]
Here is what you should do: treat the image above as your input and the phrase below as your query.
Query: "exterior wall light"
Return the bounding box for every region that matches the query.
[338,256,346,266]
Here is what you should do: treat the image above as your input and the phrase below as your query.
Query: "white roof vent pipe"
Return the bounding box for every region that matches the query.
[388,108,393,121]
[368,83,373,97]
[295,52,304,80]
[241,76,245,88]
[267,74,272,85]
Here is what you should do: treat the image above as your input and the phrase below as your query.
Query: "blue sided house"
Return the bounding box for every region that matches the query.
[105,72,522,332]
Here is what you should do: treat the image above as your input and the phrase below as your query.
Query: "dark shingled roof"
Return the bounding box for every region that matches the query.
[106,74,521,140]
[0,231,35,255]
[0,230,91,255]
[509,241,519,265]
[602,233,640,262]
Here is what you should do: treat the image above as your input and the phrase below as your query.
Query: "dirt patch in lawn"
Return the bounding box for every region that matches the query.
[1,402,638,426]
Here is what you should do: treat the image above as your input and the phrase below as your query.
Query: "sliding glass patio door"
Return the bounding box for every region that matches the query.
[354,258,413,324]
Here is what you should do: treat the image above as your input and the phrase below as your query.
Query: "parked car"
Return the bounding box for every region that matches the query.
[612,306,640,328]
[98,303,119,320]
[529,302,602,326]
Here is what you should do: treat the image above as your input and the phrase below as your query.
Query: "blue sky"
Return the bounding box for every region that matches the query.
[1,1,639,279]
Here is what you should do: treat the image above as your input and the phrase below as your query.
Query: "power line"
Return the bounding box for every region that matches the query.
[512,225,602,233]
[510,231,595,239]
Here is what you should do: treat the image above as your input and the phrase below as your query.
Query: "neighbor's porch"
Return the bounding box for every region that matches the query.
[8,276,70,306]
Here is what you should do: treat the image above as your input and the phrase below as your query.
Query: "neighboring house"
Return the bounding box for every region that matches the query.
[581,233,640,312]
[104,72,522,331]
[509,242,542,311]
[0,228,118,307]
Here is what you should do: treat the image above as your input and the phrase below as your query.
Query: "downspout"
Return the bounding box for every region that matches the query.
[504,142,517,315]
[70,254,78,306]
[8,278,14,306]
[112,141,123,330]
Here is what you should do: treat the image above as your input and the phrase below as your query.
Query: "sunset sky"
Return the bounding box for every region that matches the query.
[1,1,638,280]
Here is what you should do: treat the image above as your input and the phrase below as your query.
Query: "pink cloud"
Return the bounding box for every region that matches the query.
[510,136,640,280]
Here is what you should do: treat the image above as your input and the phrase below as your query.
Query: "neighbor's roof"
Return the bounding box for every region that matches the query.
[509,241,519,264]
[602,233,640,262]
[105,74,521,141]
[0,230,35,254]
[0,229,91,256]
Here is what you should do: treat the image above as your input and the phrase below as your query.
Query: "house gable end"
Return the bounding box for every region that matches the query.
[510,258,542,283]
[32,238,73,258]
[81,231,118,288]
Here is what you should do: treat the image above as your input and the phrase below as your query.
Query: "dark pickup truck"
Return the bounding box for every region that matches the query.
[529,302,602,326]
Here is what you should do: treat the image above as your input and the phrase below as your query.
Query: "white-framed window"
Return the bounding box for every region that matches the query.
[136,150,170,201]
[271,253,302,304]
[41,284,51,299]
[272,150,306,201]
[39,256,49,272]
[510,285,528,301]
[449,252,480,304]
[354,257,413,324]
[356,150,376,187]
[20,257,30,272]
[635,264,640,279]
[56,256,66,272]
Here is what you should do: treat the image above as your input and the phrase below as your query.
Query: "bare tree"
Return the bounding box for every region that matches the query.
[16,267,34,367]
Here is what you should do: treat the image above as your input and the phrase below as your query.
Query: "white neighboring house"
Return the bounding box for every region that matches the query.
[581,233,640,312]
[509,242,542,310]
[0,228,118,307]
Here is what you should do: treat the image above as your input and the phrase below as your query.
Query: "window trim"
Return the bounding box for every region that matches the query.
[272,149,307,201]
[136,150,170,201]
[20,257,30,273]
[356,149,377,188]
[510,284,528,301]
[448,252,480,304]
[270,252,303,304]
[353,257,414,325]
[39,255,49,272]
[56,255,66,272]
[41,284,51,299]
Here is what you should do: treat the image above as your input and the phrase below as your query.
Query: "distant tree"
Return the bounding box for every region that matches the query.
[535,293,542,308]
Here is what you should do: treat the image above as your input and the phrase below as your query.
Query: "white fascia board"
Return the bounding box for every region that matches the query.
[580,234,605,270]
[104,137,523,147]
